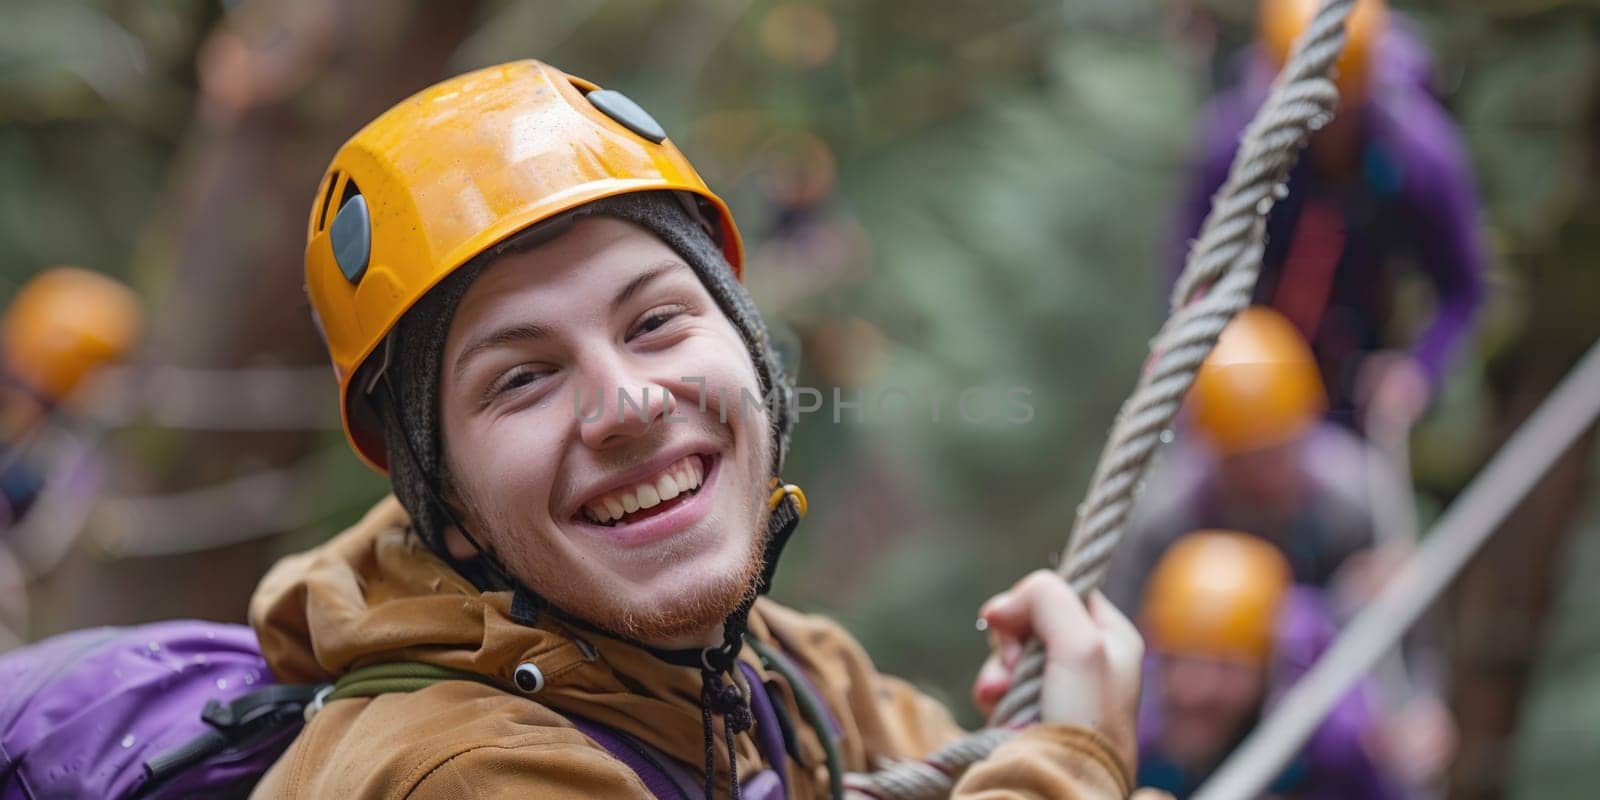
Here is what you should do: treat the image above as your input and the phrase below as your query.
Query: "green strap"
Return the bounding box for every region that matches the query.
[325,645,844,800]
[746,636,845,800]
[326,661,498,703]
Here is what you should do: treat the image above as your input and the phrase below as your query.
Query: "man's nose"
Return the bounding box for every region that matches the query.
[573,357,677,451]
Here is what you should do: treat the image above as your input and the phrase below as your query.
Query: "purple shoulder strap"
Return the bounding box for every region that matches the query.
[566,716,698,800]
[566,702,789,799]
[564,666,795,800]
[739,662,790,799]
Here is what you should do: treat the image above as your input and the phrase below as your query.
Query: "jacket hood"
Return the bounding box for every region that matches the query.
[249,495,813,779]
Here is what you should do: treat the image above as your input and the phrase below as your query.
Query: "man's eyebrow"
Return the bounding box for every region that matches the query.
[450,261,688,382]
[612,261,686,313]
[452,322,555,382]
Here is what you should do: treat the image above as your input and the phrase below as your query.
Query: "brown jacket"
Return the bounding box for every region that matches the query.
[248,496,1137,798]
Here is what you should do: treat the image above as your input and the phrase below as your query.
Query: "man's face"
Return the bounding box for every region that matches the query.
[1215,438,1306,526]
[1155,652,1267,771]
[438,217,772,647]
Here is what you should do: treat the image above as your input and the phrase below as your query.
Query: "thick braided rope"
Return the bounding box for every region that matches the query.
[841,2,1355,796]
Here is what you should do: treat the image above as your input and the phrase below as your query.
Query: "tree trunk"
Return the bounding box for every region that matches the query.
[34,0,481,633]
[1446,319,1599,799]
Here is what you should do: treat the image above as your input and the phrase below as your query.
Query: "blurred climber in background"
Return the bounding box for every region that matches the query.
[1173,0,1486,430]
[1106,307,1376,611]
[1112,307,1458,798]
[1136,531,1399,799]
[0,267,142,529]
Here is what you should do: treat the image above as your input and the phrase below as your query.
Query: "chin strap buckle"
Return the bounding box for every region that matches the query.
[767,480,807,517]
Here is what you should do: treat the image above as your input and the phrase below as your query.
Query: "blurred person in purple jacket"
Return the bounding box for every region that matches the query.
[1174,0,1486,429]
[0,267,142,529]
[1135,531,1401,799]
[1107,309,1458,798]
[1106,307,1375,610]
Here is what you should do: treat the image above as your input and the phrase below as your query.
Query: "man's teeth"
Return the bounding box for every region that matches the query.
[583,456,706,525]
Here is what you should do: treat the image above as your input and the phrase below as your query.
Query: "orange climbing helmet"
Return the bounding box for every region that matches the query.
[1142,530,1293,666]
[305,60,744,472]
[1,267,143,403]
[1259,0,1387,105]
[1190,306,1326,454]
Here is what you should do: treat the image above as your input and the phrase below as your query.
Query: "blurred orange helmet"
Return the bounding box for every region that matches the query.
[2,267,143,402]
[1259,0,1387,104]
[1142,530,1293,666]
[1190,306,1326,454]
[305,60,744,472]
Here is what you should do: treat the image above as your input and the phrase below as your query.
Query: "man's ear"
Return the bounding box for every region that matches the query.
[442,525,482,561]
[435,469,487,562]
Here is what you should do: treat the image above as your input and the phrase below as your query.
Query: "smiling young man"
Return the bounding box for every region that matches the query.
[248,60,1147,799]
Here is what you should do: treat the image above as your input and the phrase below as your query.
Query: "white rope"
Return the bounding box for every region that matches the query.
[842,2,1356,795]
[88,464,314,557]
[1362,388,1423,704]
[90,364,338,431]
[1194,338,1600,800]
[1366,393,1421,549]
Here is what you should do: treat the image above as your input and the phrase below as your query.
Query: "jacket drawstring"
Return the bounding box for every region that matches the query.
[697,596,754,800]
[700,672,747,800]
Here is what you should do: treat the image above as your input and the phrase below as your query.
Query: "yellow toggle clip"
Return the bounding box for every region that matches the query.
[767,480,808,518]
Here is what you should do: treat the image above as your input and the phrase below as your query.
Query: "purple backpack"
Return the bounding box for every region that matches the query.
[0,621,308,799]
[1,621,841,800]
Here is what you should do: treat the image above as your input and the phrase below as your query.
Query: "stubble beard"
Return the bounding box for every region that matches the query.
[540,521,768,643]
[473,488,771,645]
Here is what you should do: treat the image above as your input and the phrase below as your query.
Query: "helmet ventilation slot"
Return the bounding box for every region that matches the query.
[314,172,342,233]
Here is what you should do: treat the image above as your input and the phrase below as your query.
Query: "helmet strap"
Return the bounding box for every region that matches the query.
[759,481,806,595]
[672,190,720,244]
[362,335,396,396]
[376,370,517,590]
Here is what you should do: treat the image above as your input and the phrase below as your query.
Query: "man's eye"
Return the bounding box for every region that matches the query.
[488,366,548,399]
[627,307,685,341]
